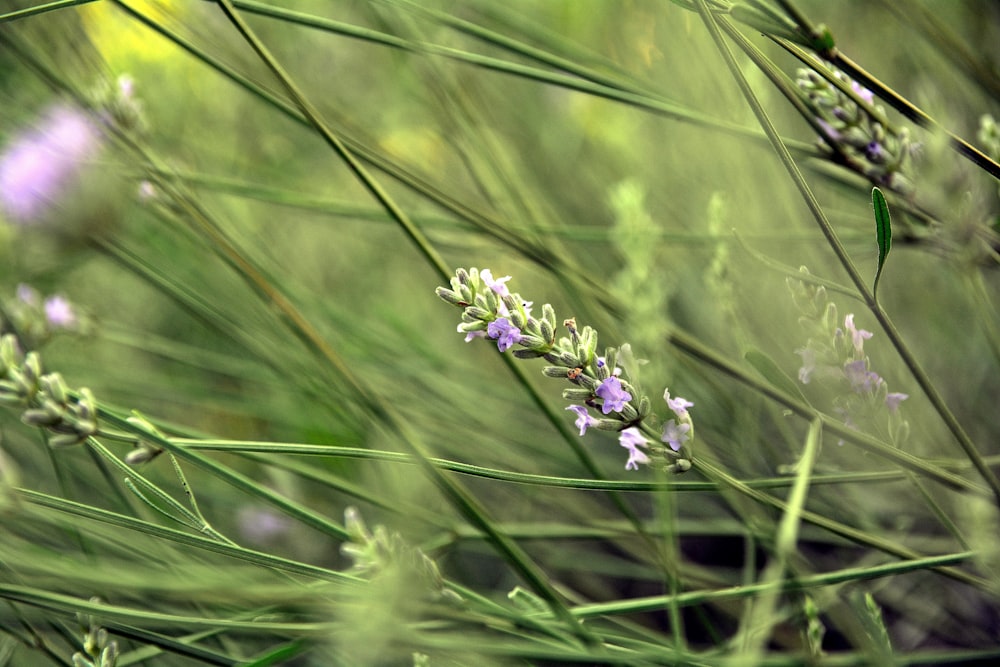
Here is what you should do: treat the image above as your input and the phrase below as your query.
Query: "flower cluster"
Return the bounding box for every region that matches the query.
[437,268,694,472]
[796,63,919,195]
[789,268,909,446]
[0,333,99,448]
[4,284,83,348]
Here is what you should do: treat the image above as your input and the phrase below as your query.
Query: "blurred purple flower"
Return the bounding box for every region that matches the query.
[619,427,650,470]
[844,360,881,393]
[885,392,909,414]
[596,376,631,414]
[851,80,874,105]
[566,404,597,436]
[16,283,39,306]
[237,507,291,545]
[843,314,873,355]
[0,104,102,223]
[44,295,75,328]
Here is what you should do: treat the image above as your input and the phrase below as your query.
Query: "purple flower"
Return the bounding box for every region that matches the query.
[458,324,486,343]
[885,392,908,414]
[661,419,691,451]
[663,389,693,418]
[487,317,522,352]
[0,104,102,223]
[619,427,650,470]
[44,295,75,328]
[595,376,631,414]
[566,405,597,436]
[844,360,881,393]
[865,141,886,162]
[479,269,511,297]
[843,314,873,355]
[851,80,874,105]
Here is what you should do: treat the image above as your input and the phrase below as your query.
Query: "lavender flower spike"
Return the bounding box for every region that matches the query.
[0,104,102,224]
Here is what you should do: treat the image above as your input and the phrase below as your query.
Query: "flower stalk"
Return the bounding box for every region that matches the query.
[437,268,694,473]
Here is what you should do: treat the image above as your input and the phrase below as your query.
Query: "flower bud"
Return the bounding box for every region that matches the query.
[594,418,626,431]
[41,372,69,405]
[23,352,42,385]
[435,287,465,306]
[562,388,594,401]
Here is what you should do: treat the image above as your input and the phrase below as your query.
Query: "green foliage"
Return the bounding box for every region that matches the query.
[0,1,999,665]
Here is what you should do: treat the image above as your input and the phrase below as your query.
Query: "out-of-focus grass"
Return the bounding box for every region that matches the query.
[0,0,999,664]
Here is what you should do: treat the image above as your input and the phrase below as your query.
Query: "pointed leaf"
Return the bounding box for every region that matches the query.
[871,187,892,300]
[745,348,808,404]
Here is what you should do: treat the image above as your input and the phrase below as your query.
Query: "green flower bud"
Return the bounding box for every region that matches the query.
[41,372,69,405]
[434,287,465,306]
[562,388,594,401]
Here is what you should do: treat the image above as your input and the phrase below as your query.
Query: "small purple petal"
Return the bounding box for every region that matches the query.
[566,405,597,436]
[661,419,690,452]
[619,427,650,471]
[851,80,874,105]
[596,376,631,414]
[885,392,908,414]
[844,314,873,355]
[487,317,522,352]
[844,360,880,393]
[458,323,486,343]
[480,269,511,297]
[664,389,693,418]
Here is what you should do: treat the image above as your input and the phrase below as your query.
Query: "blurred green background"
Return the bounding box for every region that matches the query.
[1,1,1000,664]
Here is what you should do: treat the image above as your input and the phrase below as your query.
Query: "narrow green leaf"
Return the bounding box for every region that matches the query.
[238,640,309,667]
[744,348,808,404]
[872,187,892,300]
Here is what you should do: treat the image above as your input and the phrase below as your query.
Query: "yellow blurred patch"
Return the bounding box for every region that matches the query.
[79,0,184,66]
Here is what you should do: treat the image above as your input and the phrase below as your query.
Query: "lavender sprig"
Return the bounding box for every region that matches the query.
[788,269,910,448]
[0,333,98,448]
[797,63,919,195]
[437,268,694,473]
